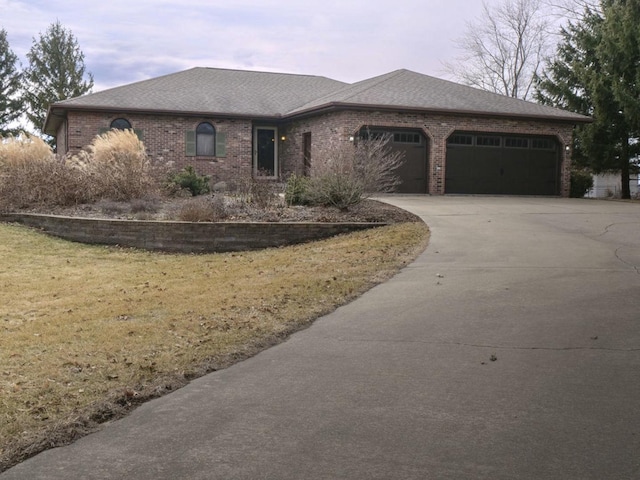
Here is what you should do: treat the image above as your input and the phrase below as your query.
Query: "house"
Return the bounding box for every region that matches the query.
[44,67,590,196]
[585,173,639,198]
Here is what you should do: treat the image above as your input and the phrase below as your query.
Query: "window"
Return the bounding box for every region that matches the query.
[505,137,529,149]
[196,122,215,156]
[303,132,312,176]
[110,118,132,130]
[532,138,555,150]
[476,135,501,147]
[393,132,422,144]
[448,134,474,146]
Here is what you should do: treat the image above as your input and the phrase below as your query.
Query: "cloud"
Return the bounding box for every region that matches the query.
[1,0,492,92]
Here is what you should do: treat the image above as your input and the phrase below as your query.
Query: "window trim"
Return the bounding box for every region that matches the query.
[110,118,132,130]
[196,122,216,157]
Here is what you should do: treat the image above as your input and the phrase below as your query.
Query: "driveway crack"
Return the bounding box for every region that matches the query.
[615,246,640,275]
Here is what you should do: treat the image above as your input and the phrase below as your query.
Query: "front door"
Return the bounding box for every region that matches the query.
[254,127,277,177]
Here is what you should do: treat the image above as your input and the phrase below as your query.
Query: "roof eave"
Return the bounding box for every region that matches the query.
[284,102,592,124]
[44,104,285,135]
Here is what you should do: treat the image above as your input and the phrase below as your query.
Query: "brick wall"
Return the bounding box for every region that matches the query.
[64,111,254,185]
[62,109,575,196]
[0,214,384,254]
[280,110,575,196]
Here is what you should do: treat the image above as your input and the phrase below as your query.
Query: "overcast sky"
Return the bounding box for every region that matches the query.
[3,0,522,92]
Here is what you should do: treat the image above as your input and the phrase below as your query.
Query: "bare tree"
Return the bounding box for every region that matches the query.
[444,0,549,100]
[542,0,600,21]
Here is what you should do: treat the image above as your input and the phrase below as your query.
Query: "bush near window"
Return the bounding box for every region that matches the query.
[69,129,156,201]
[168,165,211,196]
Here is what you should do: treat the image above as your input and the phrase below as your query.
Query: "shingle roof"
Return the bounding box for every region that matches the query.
[289,69,589,121]
[45,67,589,134]
[52,67,348,117]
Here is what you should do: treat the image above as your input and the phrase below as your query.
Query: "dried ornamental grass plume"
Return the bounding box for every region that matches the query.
[0,134,54,169]
[0,136,86,209]
[84,129,155,201]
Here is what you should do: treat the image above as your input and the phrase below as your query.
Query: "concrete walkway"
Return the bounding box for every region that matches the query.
[2,196,639,479]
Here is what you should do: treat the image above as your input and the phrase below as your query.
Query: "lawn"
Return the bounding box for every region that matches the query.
[0,220,429,471]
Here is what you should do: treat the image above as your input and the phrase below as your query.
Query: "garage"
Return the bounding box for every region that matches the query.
[445,132,561,195]
[365,129,429,194]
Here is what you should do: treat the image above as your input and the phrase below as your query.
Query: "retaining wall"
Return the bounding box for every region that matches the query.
[0,214,385,254]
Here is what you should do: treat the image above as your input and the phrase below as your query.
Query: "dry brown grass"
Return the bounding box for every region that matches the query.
[66,130,157,201]
[0,219,429,471]
[0,134,54,168]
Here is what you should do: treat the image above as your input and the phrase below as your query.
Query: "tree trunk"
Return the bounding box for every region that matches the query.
[620,137,631,199]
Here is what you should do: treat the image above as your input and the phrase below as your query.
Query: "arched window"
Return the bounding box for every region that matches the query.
[196,122,215,156]
[110,118,132,130]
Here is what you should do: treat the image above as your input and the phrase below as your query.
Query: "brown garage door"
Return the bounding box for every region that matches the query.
[445,133,560,195]
[365,129,429,194]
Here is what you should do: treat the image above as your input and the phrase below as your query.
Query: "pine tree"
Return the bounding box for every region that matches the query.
[536,1,639,199]
[0,28,23,136]
[23,21,94,143]
[597,0,640,198]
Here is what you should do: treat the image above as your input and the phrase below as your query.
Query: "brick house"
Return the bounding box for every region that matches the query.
[44,68,590,196]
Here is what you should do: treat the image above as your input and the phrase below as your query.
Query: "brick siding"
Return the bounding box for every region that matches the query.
[60,109,575,196]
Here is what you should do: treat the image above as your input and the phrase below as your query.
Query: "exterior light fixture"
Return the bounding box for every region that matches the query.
[280,135,286,141]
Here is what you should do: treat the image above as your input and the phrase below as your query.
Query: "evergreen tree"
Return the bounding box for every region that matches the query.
[0,28,23,136]
[536,1,639,198]
[23,21,94,143]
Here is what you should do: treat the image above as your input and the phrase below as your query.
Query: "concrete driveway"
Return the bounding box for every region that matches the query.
[2,196,639,480]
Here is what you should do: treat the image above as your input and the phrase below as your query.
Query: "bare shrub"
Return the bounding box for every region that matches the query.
[232,172,280,208]
[68,130,157,201]
[96,199,128,216]
[307,133,404,210]
[130,197,161,214]
[176,195,227,222]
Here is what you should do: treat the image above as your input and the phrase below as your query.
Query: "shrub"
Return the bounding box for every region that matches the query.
[570,170,594,198]
[130,197,161,214]
[233,172,280,208]
[169,166,210,196]
[284,173,311,206]
[0,135,87,209]
[68,129,156,201]
[176,195,227,222]
[306,133,404,210]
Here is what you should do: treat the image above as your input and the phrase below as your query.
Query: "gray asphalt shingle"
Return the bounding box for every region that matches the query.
[50,67,589,122]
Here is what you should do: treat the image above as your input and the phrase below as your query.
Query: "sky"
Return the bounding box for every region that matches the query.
[0,0,511,93]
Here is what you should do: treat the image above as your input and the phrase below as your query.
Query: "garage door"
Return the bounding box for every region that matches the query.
[445,133,560,195]
[366,129,428,193]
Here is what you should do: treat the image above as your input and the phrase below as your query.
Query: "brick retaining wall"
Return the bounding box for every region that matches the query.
[0,214,385,254]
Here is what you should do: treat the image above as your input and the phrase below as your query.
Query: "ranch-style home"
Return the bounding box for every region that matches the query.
[44,67,590,196]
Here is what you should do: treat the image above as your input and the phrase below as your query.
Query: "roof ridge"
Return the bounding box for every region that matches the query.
[198,66,343,82]
[333,69,407,102]
[284,69,408,114]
